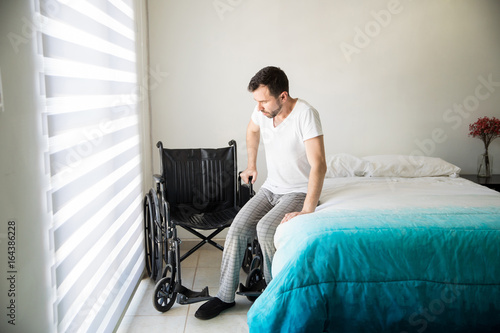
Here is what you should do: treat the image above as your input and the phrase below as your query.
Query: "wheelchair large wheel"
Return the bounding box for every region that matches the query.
[153,267,177,312]
[150,190,164,282]
[143,194,154,278]
[249,255,261,272]
[152,226,164,282]
[242,240,262,273]
[242,245,253,274]
[151,223,160,281]
[161,201,171,267]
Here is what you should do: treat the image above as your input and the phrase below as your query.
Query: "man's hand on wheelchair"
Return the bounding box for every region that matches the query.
[241,169,257,184]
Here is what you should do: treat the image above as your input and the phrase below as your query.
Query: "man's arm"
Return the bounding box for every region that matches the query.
[240,119,260,184]
[281,135,326,223]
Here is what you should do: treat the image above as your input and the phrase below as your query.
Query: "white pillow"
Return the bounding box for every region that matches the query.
[363,155,461,178]
[325,153,369,177]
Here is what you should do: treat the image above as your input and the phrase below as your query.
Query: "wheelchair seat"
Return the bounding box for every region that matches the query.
[172,208,237,229]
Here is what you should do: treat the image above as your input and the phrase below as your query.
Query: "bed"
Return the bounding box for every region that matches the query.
[247,155,500,333]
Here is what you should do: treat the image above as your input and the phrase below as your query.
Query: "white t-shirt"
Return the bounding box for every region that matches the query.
[251,99,323,194]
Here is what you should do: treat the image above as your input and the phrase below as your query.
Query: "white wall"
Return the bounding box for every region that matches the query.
[0,1,55,332]
[148,0,500,192]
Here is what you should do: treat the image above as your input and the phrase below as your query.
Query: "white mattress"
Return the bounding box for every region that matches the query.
[315,176,500,212]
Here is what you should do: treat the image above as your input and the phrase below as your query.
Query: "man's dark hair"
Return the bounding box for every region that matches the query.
[248,66,289,98]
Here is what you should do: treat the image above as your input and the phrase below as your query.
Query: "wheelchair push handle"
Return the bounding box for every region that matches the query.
[238,172,253,185]
[238,172,254,205]
[248,176,253,192]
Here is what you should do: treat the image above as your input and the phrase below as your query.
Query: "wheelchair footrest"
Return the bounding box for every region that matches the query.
[236,280,267,297]
[175,284,213,305]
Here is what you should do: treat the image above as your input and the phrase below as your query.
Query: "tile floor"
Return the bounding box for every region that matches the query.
[116,242,253,333]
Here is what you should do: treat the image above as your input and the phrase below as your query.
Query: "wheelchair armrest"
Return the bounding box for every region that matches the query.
[153,174,164,184]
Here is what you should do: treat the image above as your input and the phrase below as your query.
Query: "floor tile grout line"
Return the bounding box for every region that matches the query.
[183,305,190,333]
[183,250,200,332]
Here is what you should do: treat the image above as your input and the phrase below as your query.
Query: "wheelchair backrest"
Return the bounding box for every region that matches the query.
[160,144,237,216]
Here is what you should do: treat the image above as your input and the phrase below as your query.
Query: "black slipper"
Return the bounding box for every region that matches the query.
[194,297,235,320]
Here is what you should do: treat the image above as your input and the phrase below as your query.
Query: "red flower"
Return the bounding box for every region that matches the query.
[469,116,500,150]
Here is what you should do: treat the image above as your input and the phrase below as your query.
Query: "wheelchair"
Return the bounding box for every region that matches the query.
[143,140,264,312]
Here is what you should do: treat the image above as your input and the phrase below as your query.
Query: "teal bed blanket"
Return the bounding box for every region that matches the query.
[247,207,500,332]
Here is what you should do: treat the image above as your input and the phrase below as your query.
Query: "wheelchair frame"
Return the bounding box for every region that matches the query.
[143,140,262,312]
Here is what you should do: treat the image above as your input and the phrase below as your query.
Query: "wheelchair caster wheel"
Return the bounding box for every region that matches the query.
[153,277,177,312]
[245,268,265,302]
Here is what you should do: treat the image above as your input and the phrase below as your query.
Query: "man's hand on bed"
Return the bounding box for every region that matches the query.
[281,211,309,224]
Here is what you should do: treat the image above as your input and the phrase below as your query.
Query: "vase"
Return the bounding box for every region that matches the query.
[477,151,492,178]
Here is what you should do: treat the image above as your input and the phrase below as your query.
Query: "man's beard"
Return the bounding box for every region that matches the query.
[263,101,282,118]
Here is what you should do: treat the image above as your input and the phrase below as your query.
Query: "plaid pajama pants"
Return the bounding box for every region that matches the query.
[216,188,307,303]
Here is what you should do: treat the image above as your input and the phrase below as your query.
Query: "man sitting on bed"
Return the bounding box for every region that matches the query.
[195,66,327,320]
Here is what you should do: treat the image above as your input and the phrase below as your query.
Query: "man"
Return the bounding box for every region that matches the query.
[195,66,326,320]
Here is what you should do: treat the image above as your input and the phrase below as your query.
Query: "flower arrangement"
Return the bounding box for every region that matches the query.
[469,116,500,150]
[469,116,500,177]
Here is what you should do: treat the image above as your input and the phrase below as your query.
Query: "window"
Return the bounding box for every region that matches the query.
[37,0,145,331]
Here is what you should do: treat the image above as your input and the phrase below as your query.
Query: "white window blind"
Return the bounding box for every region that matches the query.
[37,0,145,331]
